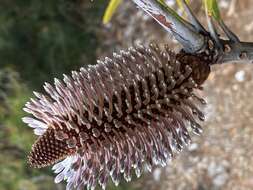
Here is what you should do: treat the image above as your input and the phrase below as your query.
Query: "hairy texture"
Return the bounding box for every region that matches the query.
[23,43,210,190]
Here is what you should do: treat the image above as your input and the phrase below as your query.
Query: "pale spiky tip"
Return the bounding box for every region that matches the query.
[23,43,210,190]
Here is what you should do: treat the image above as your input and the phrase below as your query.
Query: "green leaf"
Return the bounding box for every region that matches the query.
[204,0,221,21]
[157,0,186,22]
[102,0,191,24]
[103,0,122,24]
[176,0,190,11]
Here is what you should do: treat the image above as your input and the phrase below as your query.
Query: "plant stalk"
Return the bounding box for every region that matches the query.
[132,0,206,53]
[217,40,253,64]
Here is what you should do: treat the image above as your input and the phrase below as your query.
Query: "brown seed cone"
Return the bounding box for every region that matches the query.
[23,43,210,190]
[28,128,75,168]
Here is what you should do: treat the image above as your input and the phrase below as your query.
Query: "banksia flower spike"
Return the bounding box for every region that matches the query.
[23,43,210,189]
[23,0,253,190]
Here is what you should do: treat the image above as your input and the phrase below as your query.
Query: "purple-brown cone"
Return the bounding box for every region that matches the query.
[23,43,210,190]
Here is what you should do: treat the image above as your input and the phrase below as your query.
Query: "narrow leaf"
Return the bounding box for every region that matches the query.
[204,0,221,21]
[103,0,122,24]
[133,0,205,53]
[176,0,190,12]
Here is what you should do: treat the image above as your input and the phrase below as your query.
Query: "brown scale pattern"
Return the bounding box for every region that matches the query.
[24,43,211,189]
[28,128,75,168]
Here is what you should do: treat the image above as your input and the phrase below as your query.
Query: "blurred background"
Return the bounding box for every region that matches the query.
[0,0,253,189]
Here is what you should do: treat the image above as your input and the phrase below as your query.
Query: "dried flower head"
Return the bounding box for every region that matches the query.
[23,43,210,190]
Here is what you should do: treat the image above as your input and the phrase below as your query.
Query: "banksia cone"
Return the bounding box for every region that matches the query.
[23,43,211,190]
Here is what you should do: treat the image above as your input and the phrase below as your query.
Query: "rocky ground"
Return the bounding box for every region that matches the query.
[98,1,253,190]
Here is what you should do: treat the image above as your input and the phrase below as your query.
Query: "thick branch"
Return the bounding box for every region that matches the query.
[217,40,253,64]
